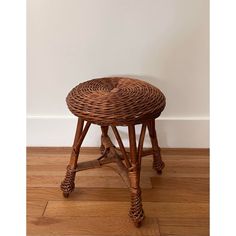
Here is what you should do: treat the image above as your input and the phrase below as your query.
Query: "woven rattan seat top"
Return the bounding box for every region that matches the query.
[66,77,166,126]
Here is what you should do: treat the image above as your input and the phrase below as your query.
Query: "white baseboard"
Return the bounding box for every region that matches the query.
[27,116,209,148]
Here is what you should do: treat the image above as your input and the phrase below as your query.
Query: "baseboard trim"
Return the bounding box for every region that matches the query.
[27,115,209,148]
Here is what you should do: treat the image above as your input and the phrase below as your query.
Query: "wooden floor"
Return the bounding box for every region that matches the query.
[27,148,209,236]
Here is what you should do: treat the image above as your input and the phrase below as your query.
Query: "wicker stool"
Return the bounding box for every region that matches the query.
[61,77,166,227]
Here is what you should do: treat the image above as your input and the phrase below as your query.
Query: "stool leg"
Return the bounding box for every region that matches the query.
[60,118,90,198]
[148,119,165,174]
[128,125,144,227]
[100,126,109,154]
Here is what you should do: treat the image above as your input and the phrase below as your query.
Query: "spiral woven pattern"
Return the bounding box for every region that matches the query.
[153,159,165,173]
[60,165,76,195]
[129,188,145,226]
[66,77,166,126]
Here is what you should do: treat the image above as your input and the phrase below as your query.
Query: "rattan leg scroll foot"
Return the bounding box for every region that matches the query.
[128,172,144,227]
[61,165,76,198]
[61,118,91,197]
[128,125,145,227]
[148,119,165,174]
[100,126,109,154]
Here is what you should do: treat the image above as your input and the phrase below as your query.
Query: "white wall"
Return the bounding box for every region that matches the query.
[27,0,209,148]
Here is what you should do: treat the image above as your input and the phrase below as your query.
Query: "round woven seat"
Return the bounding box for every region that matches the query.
[66,77,166,126]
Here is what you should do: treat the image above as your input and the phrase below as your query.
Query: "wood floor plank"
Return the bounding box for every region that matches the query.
[160,225,209,236]
[27,165,119,177]
[27,147,209,156]
[27,187,129,202]
[27,156,209,171]
[27,160,209,176]
[27,175,151,188]
[44,201,208,219]
[27,154,209,165]
[27,175,127,188]
[27,185,208,203]
[27,147,209,236]
[151,177,209,192]
[27,201,47,216]
[27,216,160,236]
[153,167,208,178]
[159,217,209,227]
[27,154,209,178]
[27,177,208,203]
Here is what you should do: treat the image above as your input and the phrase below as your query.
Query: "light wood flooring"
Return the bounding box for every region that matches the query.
[27,148,209,236]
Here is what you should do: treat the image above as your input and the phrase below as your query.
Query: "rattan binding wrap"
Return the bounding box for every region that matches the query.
[66,77,166,126]
[60,165,76,197]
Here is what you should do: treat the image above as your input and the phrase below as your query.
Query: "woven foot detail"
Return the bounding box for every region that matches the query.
[153,159,165,174]
[129,188,145,227]
[60,165,76,197]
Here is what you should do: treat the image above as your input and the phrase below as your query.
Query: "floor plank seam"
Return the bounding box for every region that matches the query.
[42,201,48,216]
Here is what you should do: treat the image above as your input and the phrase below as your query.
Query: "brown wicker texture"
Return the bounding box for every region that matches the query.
[60,165,76,198]
[66,77,166,126]
[61,77,166,228]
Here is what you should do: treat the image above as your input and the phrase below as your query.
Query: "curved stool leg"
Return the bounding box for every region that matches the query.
[100,126,109,154]
[61,118,90,197]
[148,119,165,174]
[128,125,145,227]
